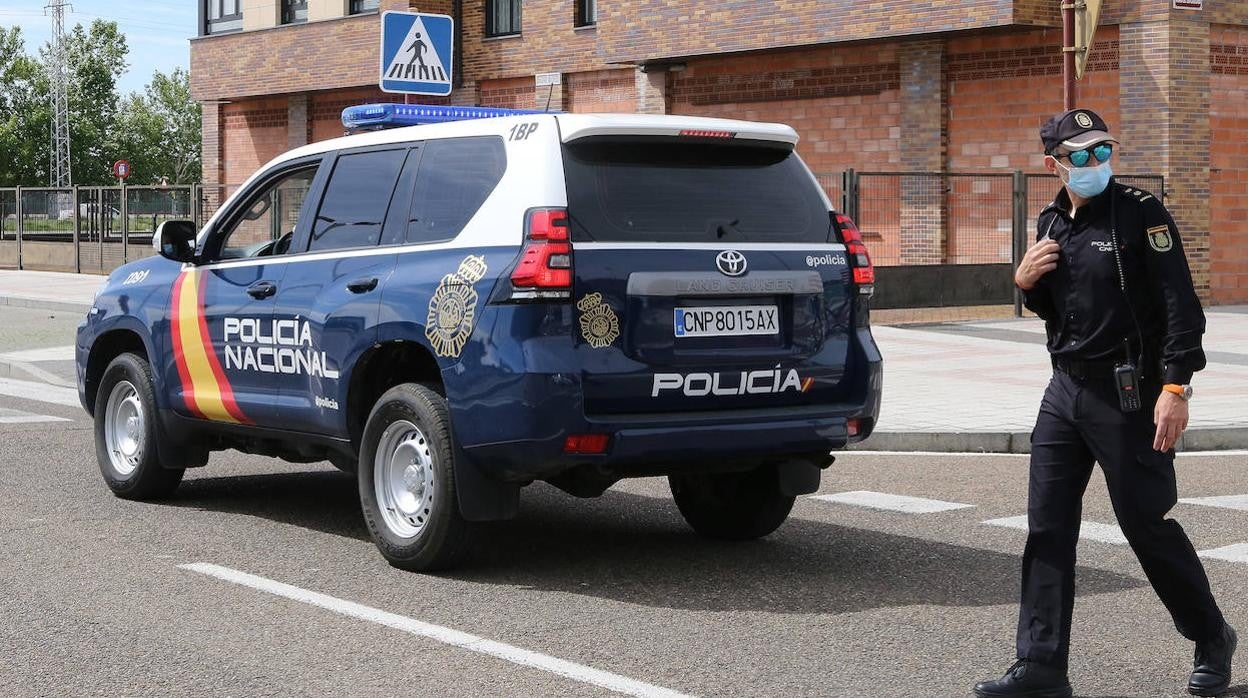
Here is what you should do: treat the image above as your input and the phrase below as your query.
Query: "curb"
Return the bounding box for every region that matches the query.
[852,428,1248,453]
[0,295,92,315]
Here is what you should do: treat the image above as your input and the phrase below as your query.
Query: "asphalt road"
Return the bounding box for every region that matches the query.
[2,307,1247,697]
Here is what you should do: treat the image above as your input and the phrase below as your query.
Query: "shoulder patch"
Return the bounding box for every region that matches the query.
[1146,224,1173,252]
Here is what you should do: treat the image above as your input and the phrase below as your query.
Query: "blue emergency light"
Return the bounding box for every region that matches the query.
[341,103,549,133]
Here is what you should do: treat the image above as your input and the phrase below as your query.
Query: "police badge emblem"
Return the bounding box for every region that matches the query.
[426,255,488,358]
[576,292,620,349]
[1146,224,1173,253]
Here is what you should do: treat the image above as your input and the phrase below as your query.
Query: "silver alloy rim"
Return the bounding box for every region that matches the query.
[104,380,145,477]
[374,419,435,540]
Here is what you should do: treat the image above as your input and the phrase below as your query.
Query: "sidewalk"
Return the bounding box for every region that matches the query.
[1,269,1244,452]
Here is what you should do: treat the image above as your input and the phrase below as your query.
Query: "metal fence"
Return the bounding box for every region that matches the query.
[0,185,200,274]
[834,170,1165,268]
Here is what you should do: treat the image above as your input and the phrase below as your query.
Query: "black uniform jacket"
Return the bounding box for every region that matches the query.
[1022,179,1206,385]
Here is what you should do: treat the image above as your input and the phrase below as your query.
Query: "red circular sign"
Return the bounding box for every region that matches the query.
[112,160,131,180]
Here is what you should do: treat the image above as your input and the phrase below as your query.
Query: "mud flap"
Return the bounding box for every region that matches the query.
[776,458,823,496]
[452,444,520,521]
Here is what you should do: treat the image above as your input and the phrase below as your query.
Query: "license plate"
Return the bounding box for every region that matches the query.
[674,305,779,337]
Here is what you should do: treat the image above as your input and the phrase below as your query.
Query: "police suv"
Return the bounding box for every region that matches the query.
[77,104,883,571]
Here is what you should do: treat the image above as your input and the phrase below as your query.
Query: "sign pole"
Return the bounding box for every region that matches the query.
[1062,0,1076,109]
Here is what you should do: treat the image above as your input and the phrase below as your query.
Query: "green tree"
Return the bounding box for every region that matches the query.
[113,68,202,184]
[0,26,51,186]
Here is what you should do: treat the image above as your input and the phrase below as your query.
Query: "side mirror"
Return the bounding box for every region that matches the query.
[153,220,197,263]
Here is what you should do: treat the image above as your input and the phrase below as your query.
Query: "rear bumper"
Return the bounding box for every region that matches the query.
[459,402,875,482]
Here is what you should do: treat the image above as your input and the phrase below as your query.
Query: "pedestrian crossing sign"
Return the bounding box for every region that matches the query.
[379,11,453,96]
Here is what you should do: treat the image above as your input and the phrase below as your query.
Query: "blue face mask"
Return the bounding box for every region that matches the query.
[1059,160,1112,198]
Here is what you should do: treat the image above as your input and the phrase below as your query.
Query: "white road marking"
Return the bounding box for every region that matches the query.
[0,407,70,424]
[1197,544,1248,565]
[180,563,692,698]
[0,345,75,362]
[1179,495,1248,512]
[981,515,1128,545]
[844,449,1248,458]
[811,491,974,514]
[0,376,80,408]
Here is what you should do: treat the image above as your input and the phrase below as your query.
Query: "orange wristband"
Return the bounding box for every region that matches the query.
[1162,384,1185,395]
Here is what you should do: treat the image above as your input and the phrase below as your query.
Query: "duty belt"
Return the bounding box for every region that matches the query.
[1051,355,1119,381]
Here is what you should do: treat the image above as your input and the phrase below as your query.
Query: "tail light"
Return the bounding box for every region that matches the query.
[510,207,572,300]
[564,433,610,454]
[835,213,874,293]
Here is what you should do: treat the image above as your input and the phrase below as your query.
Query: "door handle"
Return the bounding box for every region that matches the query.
[247,281,277,300]
[347,277,379,294]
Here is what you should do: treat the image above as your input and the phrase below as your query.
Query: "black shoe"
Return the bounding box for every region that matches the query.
[973,659,1073,697]
[1189,623,1237,696]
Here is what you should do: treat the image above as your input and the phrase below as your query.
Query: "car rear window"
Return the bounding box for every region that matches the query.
[561,138,832,243]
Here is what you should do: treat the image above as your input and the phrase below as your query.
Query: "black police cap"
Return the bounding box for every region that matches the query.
[1040,108,1119,155]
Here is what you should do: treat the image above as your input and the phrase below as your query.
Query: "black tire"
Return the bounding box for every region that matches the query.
[94,352,184,500]
[358,383,475,571]
[669,466,795,540]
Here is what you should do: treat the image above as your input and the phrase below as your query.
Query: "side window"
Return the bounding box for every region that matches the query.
[406,137,506,244]
[213,165,317,260]
[309,148,408,253]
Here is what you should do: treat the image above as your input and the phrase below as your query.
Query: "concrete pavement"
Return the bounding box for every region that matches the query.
[0,268,1244,452]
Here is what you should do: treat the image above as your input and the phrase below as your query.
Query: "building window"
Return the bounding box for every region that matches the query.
[486,0,521,37]
[350,0,381,14]
[575,0,596,27]
[203,0,242,35]
[281,0,307,24]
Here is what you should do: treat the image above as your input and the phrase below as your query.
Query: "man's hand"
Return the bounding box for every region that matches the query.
[1015,239,1060,291]
[1153,391,1189,452]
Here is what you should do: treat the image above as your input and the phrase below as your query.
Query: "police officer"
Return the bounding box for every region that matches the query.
[973,109,1236,697]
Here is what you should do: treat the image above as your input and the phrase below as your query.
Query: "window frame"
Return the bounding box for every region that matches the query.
[200,157,327,264]
[575,0,597,28]
[202,0,243,36]
[349,0,381,15]
[485,0,522,37]
[281,0,308,25]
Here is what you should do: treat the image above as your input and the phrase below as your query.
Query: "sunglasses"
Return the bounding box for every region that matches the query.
[1059,143,1113,167]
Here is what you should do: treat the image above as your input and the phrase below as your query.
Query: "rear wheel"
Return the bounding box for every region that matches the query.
[94,352,184,500]
[358,383,474,571]
[669,465,795,540]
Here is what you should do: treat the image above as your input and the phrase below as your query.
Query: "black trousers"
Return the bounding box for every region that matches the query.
[1015,370,1225,668]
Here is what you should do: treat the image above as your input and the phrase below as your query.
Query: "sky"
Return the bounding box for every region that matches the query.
[0,0,194,96]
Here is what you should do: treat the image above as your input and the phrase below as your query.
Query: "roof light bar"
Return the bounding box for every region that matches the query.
[341,103,549,133]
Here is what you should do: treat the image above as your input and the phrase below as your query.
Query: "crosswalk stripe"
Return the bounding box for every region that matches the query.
[0,345,76,362]
[1197,544,1248,564]
[981,515,1128,545]
[0,407,70,424]
[0,376,80,408]
[1179,495,1248,512]
[811,491,975,514]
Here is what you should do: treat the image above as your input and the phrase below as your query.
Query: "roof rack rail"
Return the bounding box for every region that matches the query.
[341,103,550,133]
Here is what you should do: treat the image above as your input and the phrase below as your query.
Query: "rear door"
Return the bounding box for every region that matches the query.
[271,145,411,436]
[560,135,856,415]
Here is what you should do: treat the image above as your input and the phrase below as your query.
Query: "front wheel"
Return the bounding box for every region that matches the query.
[94,352,184,500]
[669,466,795,540]
[358,383,475,571]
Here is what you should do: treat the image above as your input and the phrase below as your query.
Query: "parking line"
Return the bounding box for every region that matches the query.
[0,407,70,424]
[1179,495,1248,512]
[1197,544,1248,565]
[180,563,692,698]
[0,376,80,408]
[810,491,974,514]
[981,515,1128,545]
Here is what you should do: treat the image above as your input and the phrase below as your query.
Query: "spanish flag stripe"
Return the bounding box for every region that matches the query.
[193,272,249,423]
[169,271,205,418]
[172,269,243,424]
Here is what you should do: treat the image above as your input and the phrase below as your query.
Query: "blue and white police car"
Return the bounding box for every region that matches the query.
[77,104,883,570]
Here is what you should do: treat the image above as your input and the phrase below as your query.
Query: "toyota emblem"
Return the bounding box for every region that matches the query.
[715,250,747,277]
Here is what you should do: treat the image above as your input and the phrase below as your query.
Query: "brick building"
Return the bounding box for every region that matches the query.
[190,0,1248,303]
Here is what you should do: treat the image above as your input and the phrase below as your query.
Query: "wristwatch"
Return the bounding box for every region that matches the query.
[1163,384,1193,401]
